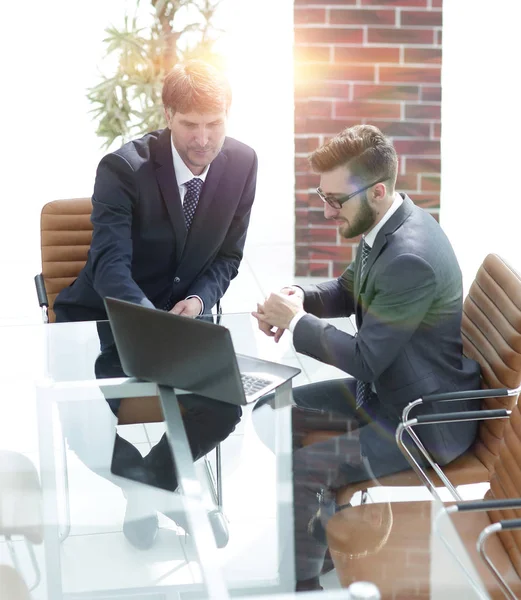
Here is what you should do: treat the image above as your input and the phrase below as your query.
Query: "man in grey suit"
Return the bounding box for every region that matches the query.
[253,124,481,591]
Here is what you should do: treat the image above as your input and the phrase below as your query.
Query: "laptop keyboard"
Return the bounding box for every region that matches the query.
[241,373,273,397]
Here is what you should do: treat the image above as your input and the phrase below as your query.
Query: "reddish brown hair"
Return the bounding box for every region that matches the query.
[309,124,398,190]
[162,60,232,115]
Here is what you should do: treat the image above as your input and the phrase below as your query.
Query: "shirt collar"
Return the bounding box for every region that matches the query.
[170,136,210,186]
[364,192,403,248]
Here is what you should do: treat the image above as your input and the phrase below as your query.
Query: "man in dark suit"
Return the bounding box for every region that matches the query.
[55,60,257,319]
[253,124,481,591]
[54,60,258,549]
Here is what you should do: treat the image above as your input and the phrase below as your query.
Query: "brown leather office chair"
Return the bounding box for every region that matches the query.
[0,450,43,592]
[303,254,521,506]
[35,198,93,324]
[34,198,226,541]
[301,254,521,595]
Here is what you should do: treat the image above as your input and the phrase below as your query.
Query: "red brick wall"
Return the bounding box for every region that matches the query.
[294,0,442,277]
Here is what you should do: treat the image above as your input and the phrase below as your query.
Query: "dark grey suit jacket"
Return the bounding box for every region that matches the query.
[54,128,258,320]
[293,194,481,465]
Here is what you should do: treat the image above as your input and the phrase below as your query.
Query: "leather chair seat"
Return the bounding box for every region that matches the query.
[336,451,490,506]
[302,431,491,506]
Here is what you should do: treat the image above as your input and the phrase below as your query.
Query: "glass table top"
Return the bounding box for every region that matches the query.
[0,314,491,599]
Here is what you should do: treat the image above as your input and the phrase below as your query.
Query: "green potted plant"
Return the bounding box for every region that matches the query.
[88,0,223,149]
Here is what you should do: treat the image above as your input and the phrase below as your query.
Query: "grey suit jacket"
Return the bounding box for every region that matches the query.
[293,194,481,465]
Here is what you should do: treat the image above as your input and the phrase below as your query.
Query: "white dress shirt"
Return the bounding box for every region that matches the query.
[288,193,403,333]
[171,138,210,204]
[170,138,210,313]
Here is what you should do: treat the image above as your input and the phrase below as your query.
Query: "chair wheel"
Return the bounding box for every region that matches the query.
[208,509,229,548]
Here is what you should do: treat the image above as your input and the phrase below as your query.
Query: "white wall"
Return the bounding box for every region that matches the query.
[214,0,295,246]
[0,0,294,322]
[440,0,521,293]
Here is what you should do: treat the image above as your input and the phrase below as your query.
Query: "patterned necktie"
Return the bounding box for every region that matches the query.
[183,177,203,229]
[356,239,372,409]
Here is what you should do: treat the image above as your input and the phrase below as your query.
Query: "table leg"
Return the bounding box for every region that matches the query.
[157,385,229,600]
[36,383,63,599]
[273,380,295,591]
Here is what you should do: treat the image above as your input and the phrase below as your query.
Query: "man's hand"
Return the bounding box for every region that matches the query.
[271,286,304,341]
[280,285,304,302]
[253,286,305,342]
[252,291,304,339]
[169,297,202,318]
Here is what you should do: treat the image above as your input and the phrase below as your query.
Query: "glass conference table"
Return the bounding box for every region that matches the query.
[0,313,493,599]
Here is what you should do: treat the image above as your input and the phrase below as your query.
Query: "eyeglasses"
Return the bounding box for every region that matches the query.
[316,177,388,210]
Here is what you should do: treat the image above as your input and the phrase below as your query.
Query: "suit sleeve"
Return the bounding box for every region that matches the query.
[293,254,436,382]
[300,261,356,318]
[186,151,258,311]
[89,154,155,308]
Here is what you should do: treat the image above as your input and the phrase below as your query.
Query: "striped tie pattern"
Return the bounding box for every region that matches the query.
[355,239,372,409]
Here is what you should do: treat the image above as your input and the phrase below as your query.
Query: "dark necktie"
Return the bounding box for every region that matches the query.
[162,177,203,311]
[183,177,203,229]
[356,239,372,409]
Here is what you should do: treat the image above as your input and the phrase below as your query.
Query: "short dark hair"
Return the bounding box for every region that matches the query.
[162,60,232,115]
[309,124,398,191]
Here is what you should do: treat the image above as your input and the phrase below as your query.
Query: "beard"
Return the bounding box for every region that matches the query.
[340,193,377,239]
[172,133,224,173]
[183,145,218,169]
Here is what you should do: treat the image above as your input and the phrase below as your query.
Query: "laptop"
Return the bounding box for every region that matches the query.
[103,297,301,405]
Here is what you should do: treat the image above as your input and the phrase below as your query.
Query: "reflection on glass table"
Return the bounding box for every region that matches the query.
[28,313,299,599]
[0,313,508,599]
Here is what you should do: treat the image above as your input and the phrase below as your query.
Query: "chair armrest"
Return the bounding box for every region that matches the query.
[414,408,510,424]
[397,386,517,501]
[395,409,511,502]
[34,274,48,307]
[403,386,518,424]
[423,388,517,402]
[34,274,49,323]
[447,497,521,514]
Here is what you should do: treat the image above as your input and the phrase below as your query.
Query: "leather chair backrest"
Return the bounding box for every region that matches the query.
[462,254,521,472]
[40,198,93,322]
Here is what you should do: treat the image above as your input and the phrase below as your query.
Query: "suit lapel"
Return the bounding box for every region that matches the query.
[357,194,415,296]
[182,150,228,257]
[153,129,187,258]
[358,234,387,293]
